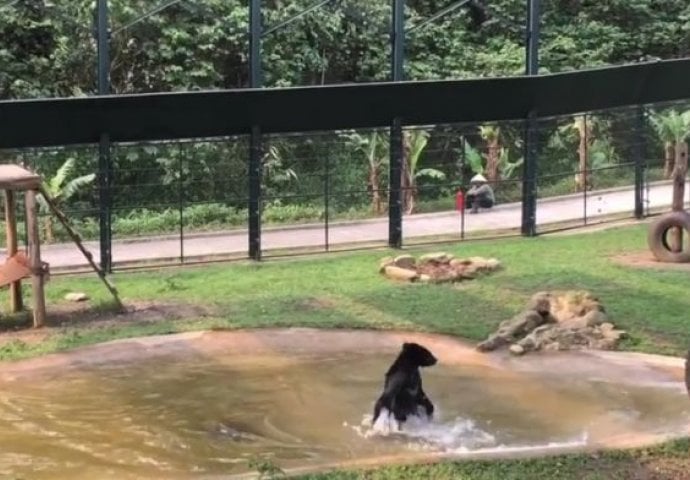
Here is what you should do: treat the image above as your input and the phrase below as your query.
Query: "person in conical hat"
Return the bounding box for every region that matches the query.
[465,173,495,214]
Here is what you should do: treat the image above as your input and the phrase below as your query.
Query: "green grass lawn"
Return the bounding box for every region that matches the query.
[0,222,688,479]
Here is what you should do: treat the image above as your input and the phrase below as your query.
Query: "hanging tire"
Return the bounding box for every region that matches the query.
[647,211,690,263]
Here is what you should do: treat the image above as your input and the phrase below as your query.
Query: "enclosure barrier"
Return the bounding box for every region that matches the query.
[1,59,690,272]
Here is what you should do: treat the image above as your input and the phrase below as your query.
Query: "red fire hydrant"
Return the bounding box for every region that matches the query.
[455,190,465,211]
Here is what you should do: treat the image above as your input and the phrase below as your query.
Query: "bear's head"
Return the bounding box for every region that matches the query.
[402,342,437,367]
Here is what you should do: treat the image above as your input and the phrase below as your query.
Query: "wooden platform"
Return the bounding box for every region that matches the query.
[0,165,41,190]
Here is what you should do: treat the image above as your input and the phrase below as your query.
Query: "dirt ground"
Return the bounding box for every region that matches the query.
[0,299,214,348]
[611,251,690,271]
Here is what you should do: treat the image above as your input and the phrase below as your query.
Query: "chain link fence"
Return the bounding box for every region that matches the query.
[1,99,689,272]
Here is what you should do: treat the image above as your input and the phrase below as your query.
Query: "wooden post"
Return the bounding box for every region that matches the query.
[670,141,689,252]
[24,190,45,328]
[4,190,22,312]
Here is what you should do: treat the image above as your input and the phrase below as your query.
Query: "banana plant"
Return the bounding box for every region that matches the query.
[551,116,617,191]
[402,128,445,214]
[460,142,522,180]
[461,141,484,175]
[649,109,690,178]
[37,157,95,243]
[498,147,523,179]
[479,125,502,183]
[340,129,389,214]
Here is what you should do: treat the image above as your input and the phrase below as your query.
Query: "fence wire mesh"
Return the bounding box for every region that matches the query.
[1,99,689,272]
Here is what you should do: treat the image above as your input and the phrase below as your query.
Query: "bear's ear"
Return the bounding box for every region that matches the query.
[402,342,412,350]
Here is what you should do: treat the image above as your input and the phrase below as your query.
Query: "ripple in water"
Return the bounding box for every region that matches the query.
[347,408,588,456]
[0,338,687,479]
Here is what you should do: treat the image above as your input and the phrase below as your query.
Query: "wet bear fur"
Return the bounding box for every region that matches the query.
[372,342,437,427]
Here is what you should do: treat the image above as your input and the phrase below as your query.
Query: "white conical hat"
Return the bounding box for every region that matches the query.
[470,173,487,183]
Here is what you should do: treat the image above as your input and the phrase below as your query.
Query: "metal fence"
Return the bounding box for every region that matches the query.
[1,96,689,273]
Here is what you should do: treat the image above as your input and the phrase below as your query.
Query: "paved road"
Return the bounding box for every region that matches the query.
[6,181,687,270]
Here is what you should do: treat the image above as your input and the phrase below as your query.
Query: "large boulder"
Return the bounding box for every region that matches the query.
[477,290,626,356]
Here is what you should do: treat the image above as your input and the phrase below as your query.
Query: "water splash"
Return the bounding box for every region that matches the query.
[348,408,496,452]
[347,408,591,456]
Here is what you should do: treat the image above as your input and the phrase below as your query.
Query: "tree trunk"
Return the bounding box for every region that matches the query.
[43,216,54,244]
[575,120,593,192]
[664,142,675,179]
[368,164,382,214]
[401,133,415,214]
[485,137,501,184]
[670,141,688,252]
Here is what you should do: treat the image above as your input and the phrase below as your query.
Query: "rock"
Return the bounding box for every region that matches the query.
[582,310,608,327]
[476,310,551,352]
[476,290,623,356]
[381,253,501,284]
[383,265,420,282]
[551,290,603,321]
[518,323,557,352]
[393,254,416,270]
[527,292,553,315]
[467,256,498,272]
[450,258,472,268]
[597,323,626,342]
[563,310,607,329]
[485,258,501,270]
[458,264,480,279]
[379,257,394,273]
[509,344,525,355]
[419,252,454,265]
[477,335,509,352]
[599,322,615,332]
[65,292,89,302]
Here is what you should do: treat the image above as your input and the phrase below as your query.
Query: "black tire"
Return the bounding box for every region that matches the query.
[647,211,690,263]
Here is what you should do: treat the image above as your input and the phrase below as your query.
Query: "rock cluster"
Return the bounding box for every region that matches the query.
[477,290,626,355]
[379,252,501,284]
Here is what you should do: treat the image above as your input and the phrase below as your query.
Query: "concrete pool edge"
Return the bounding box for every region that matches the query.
[219,430,690,480]
[0,327,688,479]
[0,327,685,376]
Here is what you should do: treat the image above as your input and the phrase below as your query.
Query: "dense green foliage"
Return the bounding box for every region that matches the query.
[2,0,689,96]
[1,0,689,241]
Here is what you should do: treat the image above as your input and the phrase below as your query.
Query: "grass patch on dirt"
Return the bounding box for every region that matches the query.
[0,222,689,479]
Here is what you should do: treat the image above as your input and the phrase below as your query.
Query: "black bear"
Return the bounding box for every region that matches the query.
[372,342,437,427]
